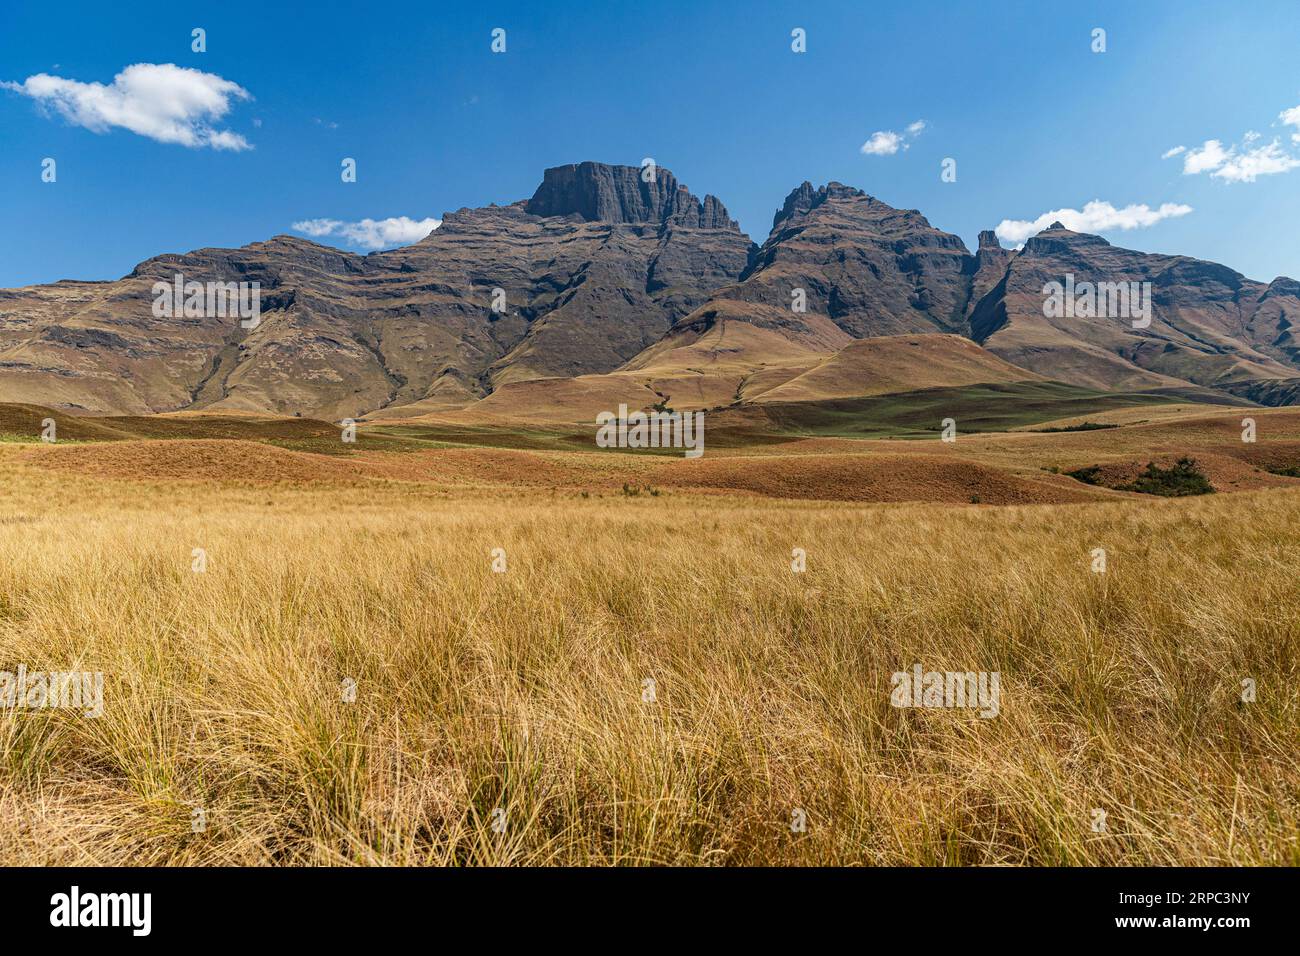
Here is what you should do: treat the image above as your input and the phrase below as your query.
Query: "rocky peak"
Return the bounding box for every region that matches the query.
[523,161,738,230]
[772,181,867,230]
[1262,276,1300,300]
[1023,223,1112,256]
[978,230,1002,252]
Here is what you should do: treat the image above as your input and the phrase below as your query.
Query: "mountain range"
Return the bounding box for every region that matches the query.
[3,161,1297,422]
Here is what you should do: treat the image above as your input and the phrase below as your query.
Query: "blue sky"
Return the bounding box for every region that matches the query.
[2,0,1298,287]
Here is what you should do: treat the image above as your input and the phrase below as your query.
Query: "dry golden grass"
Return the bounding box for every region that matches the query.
[0,451,1296,866]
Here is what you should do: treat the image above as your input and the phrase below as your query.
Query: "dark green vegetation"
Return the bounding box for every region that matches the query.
[1065,465,1104,486]
[1118,458,1215,497]
[1030,421,1121,433]
[1069,458,1216,497]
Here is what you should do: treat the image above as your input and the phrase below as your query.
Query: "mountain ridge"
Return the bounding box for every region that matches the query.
[2,161,1297,421]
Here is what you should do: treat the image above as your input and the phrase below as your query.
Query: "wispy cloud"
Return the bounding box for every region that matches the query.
[1280,104,1300,144]
[1179,137,1300,182]
[1161,145,1186,159]
[1,63,252,150]
[860,119,926,156]
[1166,104,1300,183]
[995,200,1193,247]
[292,217,441,250]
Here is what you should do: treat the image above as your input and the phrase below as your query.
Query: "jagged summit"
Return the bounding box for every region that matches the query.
[772,181,867,229]
[1024,222,1113,254]
[523,161,738,230]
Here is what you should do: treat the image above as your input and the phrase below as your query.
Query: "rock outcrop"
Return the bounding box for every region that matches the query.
[524,161,738,229]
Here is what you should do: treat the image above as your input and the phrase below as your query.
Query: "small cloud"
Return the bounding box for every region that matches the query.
[252,117,263,128]
[860,130,903,156]
[1,62,252,150]
[995,200,1193,247]
[1279,106,1300,145]
[1161,145,1186,159]
[860,119,926,157]
[313,117,339,130]
[292,218,341,238]
[291,216,441,250]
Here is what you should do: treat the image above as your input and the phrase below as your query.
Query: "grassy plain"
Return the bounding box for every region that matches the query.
[0,403,1297,864]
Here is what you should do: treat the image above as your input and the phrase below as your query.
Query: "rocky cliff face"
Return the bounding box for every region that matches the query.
[968,230,1015,317]
[524,161,738,229]
[0,162,753,418]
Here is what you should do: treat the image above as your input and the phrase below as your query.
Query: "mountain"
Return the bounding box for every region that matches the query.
[969,223,1300,402]
[0,162,752,419]
[480,179,989,421]
[665,181,978,354]
[527,185,1300,422]
[3,164,1297,422]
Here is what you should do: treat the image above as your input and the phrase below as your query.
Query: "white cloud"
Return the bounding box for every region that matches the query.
[1161,145,1186,159]
[1183,139,1230,175]
[1,63,252,150]
[1279,106,1300,145]
[292,219,343,238]
[1212,140,1300,183]
[1182,136,1300,183]
[291,217,441,250]
[860,130,903,155]
[860,119,926,156]
[995,200,1193,246]
[1176,106,1300,184]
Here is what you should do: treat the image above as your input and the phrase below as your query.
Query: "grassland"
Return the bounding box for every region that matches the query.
[0,419,1297,865]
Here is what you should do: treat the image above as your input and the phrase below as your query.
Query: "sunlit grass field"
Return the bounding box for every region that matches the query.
[0,454,1296,865]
